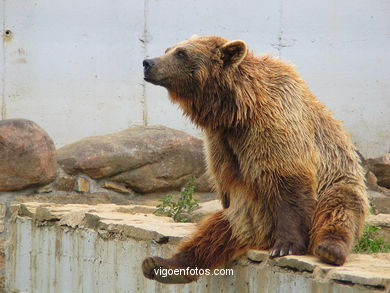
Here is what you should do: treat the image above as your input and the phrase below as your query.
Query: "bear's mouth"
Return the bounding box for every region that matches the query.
[144,74,167,87]
[144,76,161,86]
[144,69,157,84]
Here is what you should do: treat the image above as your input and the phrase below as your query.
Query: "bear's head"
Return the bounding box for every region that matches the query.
[143,35,255,128]
[143,35,248,94]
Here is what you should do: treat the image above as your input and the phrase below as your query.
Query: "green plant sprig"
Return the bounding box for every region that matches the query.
[352,225,390,253]
[154,177,199,222]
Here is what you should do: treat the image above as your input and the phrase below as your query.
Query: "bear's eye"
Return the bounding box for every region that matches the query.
[175,49,187,59]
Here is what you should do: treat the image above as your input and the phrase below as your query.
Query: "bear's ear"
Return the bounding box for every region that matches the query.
[220,40,248,66]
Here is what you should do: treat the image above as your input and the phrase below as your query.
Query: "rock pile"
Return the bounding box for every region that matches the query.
[1,118,389,216]
[0,119,211,195]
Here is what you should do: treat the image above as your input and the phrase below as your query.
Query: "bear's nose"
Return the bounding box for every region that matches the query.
[143,59,155,71]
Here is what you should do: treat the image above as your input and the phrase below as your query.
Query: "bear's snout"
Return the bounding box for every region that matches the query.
[143,58,162,85]
[143,59,155,72]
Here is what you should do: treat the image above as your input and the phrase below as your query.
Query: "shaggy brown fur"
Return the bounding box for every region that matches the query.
[142,35,368,283]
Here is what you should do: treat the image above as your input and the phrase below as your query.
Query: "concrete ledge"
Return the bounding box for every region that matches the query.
[6,203,390,293]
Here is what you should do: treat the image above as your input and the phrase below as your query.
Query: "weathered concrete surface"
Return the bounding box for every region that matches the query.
[6,203,390,293]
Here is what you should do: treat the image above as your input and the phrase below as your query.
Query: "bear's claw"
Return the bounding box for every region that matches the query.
[270,241,306,258]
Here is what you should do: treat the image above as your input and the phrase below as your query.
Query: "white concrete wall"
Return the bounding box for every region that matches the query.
[0,0,389,157]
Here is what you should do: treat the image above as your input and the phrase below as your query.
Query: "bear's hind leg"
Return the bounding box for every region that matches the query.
[142,210,248,284]
[309,182,367,265]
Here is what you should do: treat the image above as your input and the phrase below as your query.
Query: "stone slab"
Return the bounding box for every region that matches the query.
[9,202,390,292]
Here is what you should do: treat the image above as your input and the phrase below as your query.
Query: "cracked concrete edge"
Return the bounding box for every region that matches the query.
[11,202,390,290]
[247,250,326,274]
[13,202,193,245]
[245,251,390,291]
[246,250,390,290]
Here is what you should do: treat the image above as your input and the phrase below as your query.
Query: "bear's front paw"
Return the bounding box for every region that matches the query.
[314,240,347,266]
[141,256,197,284]
[269,241,306,258]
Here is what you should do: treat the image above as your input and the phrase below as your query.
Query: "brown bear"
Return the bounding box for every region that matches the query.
[141,35,368,284]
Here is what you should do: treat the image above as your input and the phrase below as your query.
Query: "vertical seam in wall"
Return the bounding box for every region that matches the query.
[277,0,284,58]
[1,0,6,119]
[141,0,149,126]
